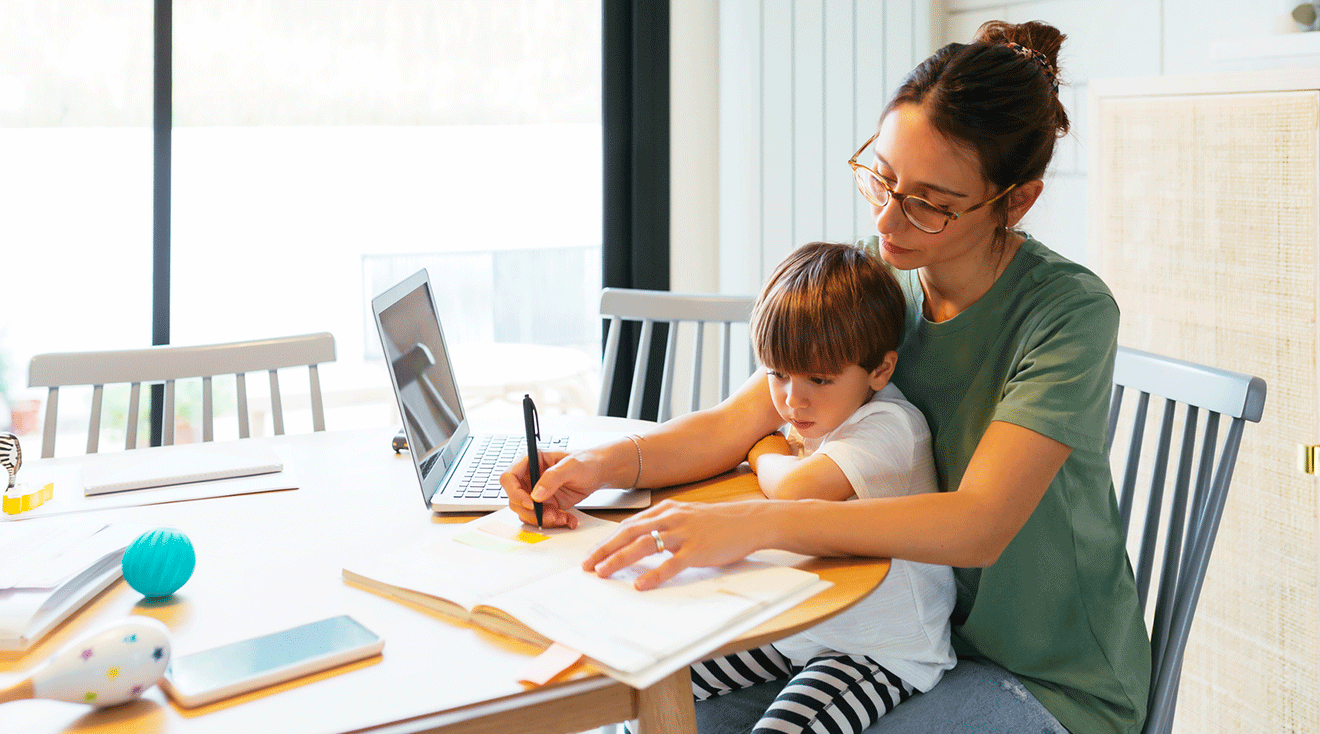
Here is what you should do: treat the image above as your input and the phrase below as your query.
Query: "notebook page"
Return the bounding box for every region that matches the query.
[342,508,617,612]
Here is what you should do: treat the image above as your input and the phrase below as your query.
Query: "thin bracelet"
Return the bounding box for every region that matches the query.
[625,434,643,489]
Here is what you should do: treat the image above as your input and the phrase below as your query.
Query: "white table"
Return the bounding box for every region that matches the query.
[0,420,887,734]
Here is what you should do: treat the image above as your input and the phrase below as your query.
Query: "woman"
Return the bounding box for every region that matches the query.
[502,20,1149,734]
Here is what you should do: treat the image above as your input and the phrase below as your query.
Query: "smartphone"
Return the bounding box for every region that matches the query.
[161,615,384,707]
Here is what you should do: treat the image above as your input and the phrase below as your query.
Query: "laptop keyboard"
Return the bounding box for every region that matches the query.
[454,433,570,499]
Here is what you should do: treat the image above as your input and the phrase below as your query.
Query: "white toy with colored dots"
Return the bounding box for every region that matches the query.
[0,616,171,707]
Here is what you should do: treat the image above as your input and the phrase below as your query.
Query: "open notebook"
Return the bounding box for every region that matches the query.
[343,508,830,688]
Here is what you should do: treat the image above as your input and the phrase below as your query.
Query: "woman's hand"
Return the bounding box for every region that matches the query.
[581,499,781,590]
[746,432,792,474]
[502,449,609,529]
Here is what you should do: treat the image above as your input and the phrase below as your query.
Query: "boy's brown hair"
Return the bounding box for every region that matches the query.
[751,242,905,374]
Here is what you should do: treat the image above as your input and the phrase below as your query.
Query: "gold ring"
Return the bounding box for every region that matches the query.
[650,529,665,554]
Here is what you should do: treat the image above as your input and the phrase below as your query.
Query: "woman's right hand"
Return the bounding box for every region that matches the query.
[582,498,780,589]
[501,446,615,529]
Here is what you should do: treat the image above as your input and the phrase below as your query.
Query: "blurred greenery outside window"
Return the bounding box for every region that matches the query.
[1,1,602,450]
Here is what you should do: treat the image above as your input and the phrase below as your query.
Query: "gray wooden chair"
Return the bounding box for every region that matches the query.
[851,345,1266,734]
[28,332,337,458]
[598,288,756,422]
[1108,346,1266,734]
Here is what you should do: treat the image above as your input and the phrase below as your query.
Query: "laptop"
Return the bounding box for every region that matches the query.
[371,268,650,513]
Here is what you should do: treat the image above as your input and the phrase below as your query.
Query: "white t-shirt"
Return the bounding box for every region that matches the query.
[771,383,956,693]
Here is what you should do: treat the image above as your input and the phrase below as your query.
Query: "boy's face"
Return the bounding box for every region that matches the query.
[766,358,894,440]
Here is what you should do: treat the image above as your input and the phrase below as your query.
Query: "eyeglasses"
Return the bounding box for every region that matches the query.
[848,132,1016,234]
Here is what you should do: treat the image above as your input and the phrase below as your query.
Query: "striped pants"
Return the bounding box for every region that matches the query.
[689,645,915,734]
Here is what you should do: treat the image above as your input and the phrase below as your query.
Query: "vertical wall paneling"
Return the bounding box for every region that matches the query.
[822,2,858,244]
[720,0,931,286]
[759,1,796,282]
[718,0,763,298]
[791,1,825,248]
[852,1,888,239]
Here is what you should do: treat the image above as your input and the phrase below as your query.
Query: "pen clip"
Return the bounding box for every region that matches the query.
[524,394,540,440]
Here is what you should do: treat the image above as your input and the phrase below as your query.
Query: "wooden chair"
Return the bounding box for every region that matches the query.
[1108,346,1266,734]
[852,346,1266,734]
[28,333,337,458]
[598,288,756,422]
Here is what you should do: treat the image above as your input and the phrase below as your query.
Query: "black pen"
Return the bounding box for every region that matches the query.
[523,394,543,528]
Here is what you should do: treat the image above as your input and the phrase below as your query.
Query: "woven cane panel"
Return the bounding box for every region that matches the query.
[1097,90,1319,733]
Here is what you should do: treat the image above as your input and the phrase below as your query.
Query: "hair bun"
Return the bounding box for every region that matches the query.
[973,20,1064,78]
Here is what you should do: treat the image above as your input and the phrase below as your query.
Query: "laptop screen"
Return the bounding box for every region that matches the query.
[372,269,470,505]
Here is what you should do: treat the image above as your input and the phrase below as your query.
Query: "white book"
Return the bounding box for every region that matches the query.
[342,508,830,688]
[0,522,145,650]
[81,442,283,496]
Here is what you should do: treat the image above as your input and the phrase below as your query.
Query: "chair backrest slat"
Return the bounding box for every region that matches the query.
[1118,391,1151,537]
[236,373,251,438]
[1142,406,1199,616]
[125,382,141,450]
[202,375,214,443]
[1109,347,1264,734]
[1133,399,1177,605]
[87,384,104,454]
[598,316,623,415]
[41,388,58,456]
[598,289,755,421]
[687,322,704,417]
[719,321,733,400]
[29,333,336,458]
[1188,412,1221,558]
[1107,383,1126,452]
[626,320,656,420]
[163,380,176,446]
[268,369,284,435]
[657,321,679,423]
[308,364,325,432]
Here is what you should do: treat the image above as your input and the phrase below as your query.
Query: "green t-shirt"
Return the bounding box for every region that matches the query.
[862,234,1151,734]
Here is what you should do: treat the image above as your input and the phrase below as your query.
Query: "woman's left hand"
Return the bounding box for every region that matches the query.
[582,498,779,590]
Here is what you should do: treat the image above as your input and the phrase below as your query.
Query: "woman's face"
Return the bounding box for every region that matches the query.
[867,103,1004,271]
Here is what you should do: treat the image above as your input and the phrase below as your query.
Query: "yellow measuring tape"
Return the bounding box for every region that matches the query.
[3,482,53,515]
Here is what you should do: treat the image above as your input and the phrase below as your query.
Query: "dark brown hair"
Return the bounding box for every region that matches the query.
[884,20,1069,250]
[751,242,905,374]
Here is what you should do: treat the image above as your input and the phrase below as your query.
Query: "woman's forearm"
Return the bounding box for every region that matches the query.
[757,492,1005,567]
[760,422,1070,566]
[616,371,785,489]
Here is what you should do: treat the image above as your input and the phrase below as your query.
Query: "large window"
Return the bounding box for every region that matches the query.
[1,1,602,450]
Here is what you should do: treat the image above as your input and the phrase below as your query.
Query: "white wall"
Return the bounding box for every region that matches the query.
[671,0,722,295]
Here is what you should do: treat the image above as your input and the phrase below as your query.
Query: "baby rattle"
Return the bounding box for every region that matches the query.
[0,616,172,707]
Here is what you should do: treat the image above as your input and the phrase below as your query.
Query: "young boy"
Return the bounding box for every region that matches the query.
[688,241,955,734]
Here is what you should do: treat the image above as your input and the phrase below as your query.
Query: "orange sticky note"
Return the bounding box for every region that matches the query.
[517,642,584,686]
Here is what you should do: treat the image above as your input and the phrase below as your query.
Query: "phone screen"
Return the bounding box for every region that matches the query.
[165,615,380,703]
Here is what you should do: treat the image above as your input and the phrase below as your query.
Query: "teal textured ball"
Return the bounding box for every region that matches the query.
[122,528,195,598]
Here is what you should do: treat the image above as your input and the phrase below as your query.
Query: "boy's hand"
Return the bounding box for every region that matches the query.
[747,432,793,474]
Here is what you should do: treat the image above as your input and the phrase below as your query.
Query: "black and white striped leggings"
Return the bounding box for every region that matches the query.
[689,645,915,734]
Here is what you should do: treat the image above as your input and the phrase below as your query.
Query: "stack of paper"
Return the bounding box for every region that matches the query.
[0,521,144,650]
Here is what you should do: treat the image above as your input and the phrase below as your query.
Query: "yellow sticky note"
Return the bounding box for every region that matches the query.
[478,520,549,544]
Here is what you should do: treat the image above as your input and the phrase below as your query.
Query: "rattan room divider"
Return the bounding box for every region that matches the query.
[1090,69,1320,733]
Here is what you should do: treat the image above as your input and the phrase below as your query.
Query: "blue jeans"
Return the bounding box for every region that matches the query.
[694,657,1070,734]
